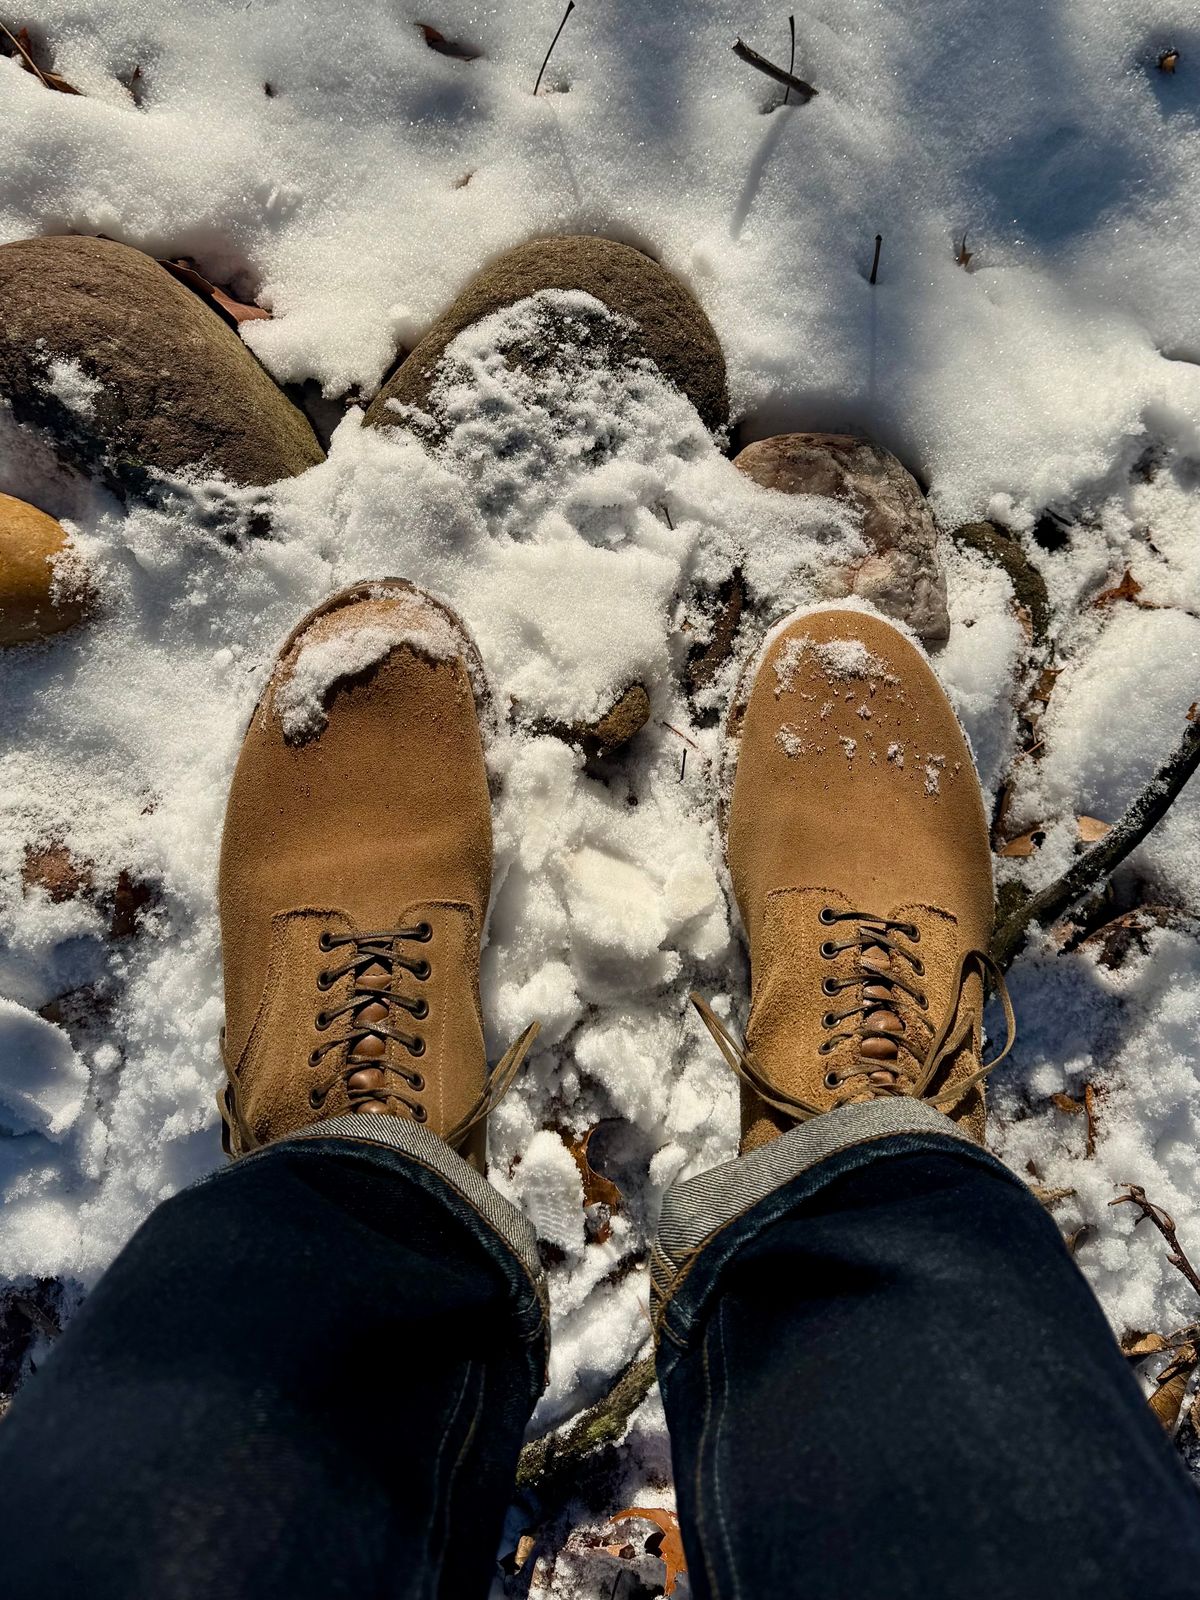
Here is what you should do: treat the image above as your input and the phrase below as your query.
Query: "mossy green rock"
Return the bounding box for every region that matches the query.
[0,235,324,492]
[365,235,729,436]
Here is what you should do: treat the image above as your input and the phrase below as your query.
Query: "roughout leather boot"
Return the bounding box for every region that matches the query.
[693,607,1014,1153]
[218,579,536,1169]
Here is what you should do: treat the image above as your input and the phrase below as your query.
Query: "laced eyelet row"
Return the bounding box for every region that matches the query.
[308,925,433,1118]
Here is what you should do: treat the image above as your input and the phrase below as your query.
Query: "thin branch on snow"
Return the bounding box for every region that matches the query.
[1111,1185,1200,1302]
[533,0,574,96]
[516,1349,656,1498]
[732,36,817,102]
[869,233,882,285]
[990,707,1200,971]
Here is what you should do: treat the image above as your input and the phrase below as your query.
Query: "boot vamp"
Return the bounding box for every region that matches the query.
[220,608,492,1076]
[728,611,993,955]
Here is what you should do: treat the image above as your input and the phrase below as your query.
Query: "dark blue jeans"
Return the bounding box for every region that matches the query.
[1,1105,1197,1598]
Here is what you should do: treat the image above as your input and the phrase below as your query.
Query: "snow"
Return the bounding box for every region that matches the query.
[41,356,103,419]
[2,0,1200,1586]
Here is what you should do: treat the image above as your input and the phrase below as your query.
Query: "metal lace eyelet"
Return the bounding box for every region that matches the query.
[817,1039,833,1055]
[318,931,333,952]
[822,1012,837,1029]
[822,977,839,996]
[918,993,928,1010]
[409,1074,425,1093]
[308,1088,325,1109]
[819,907,837,925]
[906,925,921,943]
[409,999,429,1021]
[408,1037,426,1058]
[413,1104,428,1123]
[413,960,431,981]
[415,921,433,942]
[824,1071,840,1089]
[308,1049,321,1067]
[314,1011,330,1031]
[912,958,925,977]
[820,941,837,959]
[316,970,333,991]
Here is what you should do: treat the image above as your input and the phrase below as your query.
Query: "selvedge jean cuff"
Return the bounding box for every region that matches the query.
[264,1112,549,1364]
[652,1098,1010,1365]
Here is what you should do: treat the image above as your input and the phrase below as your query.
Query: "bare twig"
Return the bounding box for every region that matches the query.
[516,1350,656,1498]
[534,0,574,96]
[732,36,817,102]
[869,233,882,286]
[783,15,796,104]
[0,20,48,85]
[1111,1185,1200,1301]
[991,709,1200,971]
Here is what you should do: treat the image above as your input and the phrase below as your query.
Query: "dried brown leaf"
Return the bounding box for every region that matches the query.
[417,23,481,59]
[1051,1092,1084,1115]
[566,1125,622,1243]
[1077,815,1110,844]
[1093,568,1146,608]
[1149,1344,1198,1430]
[158,259,270,326]
[1122,1329,1170,1358]
[613,1508,687,1597]
[1158,48,1179,74]
[998,828,1045,858]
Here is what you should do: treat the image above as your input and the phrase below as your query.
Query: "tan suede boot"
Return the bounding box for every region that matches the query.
[218,579,536,1167]
[694,608,1014,1152]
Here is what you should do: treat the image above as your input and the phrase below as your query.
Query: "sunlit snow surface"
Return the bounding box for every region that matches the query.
[2,0,1200,1579]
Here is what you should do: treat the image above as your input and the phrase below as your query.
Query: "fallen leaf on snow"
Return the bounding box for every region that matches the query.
[0,23,80,93]
[566,1124,623,1243]
[1122,1329,1171,1358]
[1149,1344,1198,1430]
[158,259,271,326]
[613,1508,687,1597]
[1076,815,1110,844]
[417,23,482,59]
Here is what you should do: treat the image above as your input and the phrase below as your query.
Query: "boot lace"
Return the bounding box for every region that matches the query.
[691,906,1016,1123]
[308,924,538,1144]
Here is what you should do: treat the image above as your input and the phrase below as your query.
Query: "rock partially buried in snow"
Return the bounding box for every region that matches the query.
[733,434,951,644]
[0,236,325,493]
[0,492,90,645]
[543,683,651,760]
[364,235,729,436]
[0,998,89,1140]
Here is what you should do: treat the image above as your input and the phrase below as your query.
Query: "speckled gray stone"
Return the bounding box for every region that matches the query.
[734,433,950,645]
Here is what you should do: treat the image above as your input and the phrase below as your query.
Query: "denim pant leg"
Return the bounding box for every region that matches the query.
[653,1100,1200,1600]
[0,1115,547,1600]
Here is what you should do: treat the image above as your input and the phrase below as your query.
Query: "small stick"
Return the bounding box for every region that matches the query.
[660,721,702,752]
[679,748,687,781]
[534,0,574,96]
[784,15,796,105]
[0,21,50,86]
[732,36,817,102]
[1111,1185,1200,1301]
[869,233,882,285]
[991,709,1200,970]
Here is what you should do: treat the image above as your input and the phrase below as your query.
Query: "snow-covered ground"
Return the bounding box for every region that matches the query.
[3,0,1200,1589]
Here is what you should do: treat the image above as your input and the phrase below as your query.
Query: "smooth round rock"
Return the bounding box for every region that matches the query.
[0,493,89,645]
[734,433,951,645]
[0,235,324,492]
[365,235,729,436]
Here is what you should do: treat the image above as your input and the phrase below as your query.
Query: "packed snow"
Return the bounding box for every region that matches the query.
[2,0,1200,1590]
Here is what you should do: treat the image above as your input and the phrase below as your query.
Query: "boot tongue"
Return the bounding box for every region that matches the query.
[855,942,902,1066]
[347,957,391,1113]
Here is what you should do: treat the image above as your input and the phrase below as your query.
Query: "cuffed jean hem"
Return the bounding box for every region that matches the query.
[250,1114,549,1373]
[651,1099,1024,1376]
